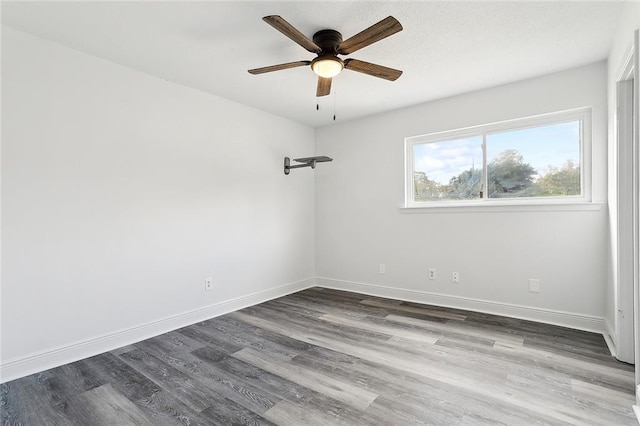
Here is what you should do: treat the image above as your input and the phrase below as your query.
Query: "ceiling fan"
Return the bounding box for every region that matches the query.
[248,15,403,97]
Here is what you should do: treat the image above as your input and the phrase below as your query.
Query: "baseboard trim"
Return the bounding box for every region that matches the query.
[633,405,640,425]
[0,278,315,383]
[604,319,617,357]
[315,277,605,334]
[633,386,640,425]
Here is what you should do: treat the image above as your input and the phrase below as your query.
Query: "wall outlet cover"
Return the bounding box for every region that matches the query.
[529,279,540,293]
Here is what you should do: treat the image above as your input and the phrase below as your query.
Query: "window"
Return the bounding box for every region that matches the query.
[405,108,591,208]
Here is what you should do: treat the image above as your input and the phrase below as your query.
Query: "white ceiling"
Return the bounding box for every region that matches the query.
[1,1,625,128]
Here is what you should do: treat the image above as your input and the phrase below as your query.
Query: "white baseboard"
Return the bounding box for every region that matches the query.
[316,277,605,334]
[603,319,617,357]
[0,278,315,383]
[634,386,640,425]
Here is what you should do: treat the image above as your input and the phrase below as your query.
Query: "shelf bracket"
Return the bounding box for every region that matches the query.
[284,156,333,175]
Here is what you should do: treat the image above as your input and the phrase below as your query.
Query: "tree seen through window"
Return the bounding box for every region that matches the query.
[414,150,580,201]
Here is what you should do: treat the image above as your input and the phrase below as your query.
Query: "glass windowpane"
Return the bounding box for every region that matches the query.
[486,121,580,199]
[413,136,483,201]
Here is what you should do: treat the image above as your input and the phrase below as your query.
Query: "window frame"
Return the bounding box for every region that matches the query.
[404,107,593,209]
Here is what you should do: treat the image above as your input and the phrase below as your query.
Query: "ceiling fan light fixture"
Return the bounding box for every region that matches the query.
[311,56,344,78]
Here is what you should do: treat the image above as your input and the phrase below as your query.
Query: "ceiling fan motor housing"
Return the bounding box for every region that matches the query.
[312,29,343,54]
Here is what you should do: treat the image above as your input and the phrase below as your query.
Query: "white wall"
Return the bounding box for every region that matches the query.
[315,62,608,329]
[605,1,640,355]
[1,28,316,380]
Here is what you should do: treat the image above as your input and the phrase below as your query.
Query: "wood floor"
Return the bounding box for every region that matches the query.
[1,287,636,425]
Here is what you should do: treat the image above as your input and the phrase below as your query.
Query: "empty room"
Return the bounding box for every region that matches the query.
[2,1,640,424]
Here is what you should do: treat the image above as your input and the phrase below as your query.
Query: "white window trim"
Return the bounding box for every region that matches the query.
[404,107,593,210]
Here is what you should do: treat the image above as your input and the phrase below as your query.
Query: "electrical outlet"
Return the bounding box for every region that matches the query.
[452,272,460,283]
[205,277,213,291]
[529,279,540,293]
[379,263,386,274]
[428,268,437,280]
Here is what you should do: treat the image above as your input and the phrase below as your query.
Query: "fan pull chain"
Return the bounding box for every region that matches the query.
[333,90,337,121]
[315,92,337,121]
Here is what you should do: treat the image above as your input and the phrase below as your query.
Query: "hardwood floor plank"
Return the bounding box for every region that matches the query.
[198,398,276,426]
[209,315,315,352]
[361,298,468,320]
[132,389,214,426]
[364,393,465,426]
[233,347,378,411]
[385,313,524,346]
[0,375,75,425]
[275,293,387,319]
[110,344,138,356]
[493,341,635,390]
[263,394,371,426]
[505,373,635,425]
[121,346,280,416]
[177,350,280,415]
[199,317,306,362]
[177,322,246,354]
[214,356,317,404]
[261,298,328,318]
[319,313,440,344]
[291,346,440,395]
[118,348,220,413]
[234,304,394,347]
[140,330,208,356]
[49,361,107,398]
[81,352,161,401]
[65,383,154,426]
[571,378,635,403]
[297,287,370,305]
[189,344,230,363]
[524,336,629,364]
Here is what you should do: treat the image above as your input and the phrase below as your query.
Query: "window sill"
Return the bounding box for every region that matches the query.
[400,201,603,213]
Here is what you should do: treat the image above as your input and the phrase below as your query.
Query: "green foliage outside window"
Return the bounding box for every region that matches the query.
[414,149,580,201]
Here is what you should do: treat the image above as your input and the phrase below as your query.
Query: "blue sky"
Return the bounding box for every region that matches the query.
[414,121,580,184]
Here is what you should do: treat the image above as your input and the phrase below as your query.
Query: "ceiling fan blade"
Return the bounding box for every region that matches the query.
[263,15,321,53]
[338,16,402,55]
[316,77,332,97]
[344,59,402,81]
[248,60,311,75]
